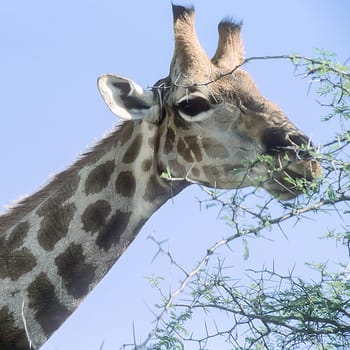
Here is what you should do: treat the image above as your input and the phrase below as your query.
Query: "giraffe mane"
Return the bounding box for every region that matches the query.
[0,122,131,234]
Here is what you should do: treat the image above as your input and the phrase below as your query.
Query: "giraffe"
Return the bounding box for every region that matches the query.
[0,5,321,350]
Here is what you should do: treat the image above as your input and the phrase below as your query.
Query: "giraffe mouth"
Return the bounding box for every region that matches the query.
[263,152,322,200]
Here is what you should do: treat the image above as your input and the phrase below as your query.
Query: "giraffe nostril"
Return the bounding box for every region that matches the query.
[286,133,314,159]
[262,128,293,154]
[262,128,311,155]
[288,133,310,148]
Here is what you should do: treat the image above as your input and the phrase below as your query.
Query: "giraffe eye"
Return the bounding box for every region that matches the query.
[177,97,211,117]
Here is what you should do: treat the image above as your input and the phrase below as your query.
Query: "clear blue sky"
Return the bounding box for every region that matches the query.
[0,1,349,349]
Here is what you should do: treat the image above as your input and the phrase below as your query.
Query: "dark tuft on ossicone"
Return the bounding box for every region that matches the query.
[172,4,194,22]
[219,18,243,31]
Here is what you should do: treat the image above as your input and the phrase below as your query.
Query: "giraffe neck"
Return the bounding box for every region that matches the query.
[0,120,186,350]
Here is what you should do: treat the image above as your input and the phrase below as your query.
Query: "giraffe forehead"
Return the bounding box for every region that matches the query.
[163,66,265,114]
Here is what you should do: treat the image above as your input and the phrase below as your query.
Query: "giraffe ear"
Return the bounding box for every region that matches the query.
[97,74,158,121]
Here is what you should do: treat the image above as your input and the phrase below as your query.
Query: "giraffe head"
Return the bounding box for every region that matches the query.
[98,5,321,200]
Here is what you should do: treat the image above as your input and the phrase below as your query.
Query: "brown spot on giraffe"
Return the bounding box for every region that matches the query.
[55,243,96,299]
[37,203,76,251]
[115,171,136,197]
[202,137,230,159]
[142,158,153,172]
[85,160,115,195]
[0,307,29,350]
[0,221,37,280]
[81,200,111,233]
[118,120,134,145]
[96,210,131,251]
[184,135,203,162]
[148,133,157,148]
[142,174,178,203]
[81,201,132,252]
[177,137,195,163]
[164,127,176,154]
[28,273,71,336]
[122,134,143,163]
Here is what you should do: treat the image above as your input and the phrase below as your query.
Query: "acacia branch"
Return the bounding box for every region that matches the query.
[133,191,350,348]
[150,54,350,91]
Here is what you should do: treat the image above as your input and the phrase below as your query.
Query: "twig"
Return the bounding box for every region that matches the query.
[150,54,350,91]
[22,300,37,350]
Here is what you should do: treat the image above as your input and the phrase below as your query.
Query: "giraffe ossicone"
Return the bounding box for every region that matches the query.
[0,4,321,350]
